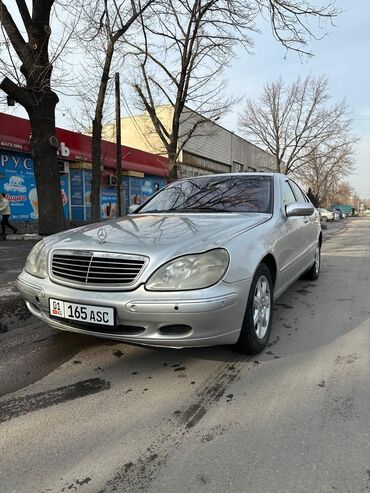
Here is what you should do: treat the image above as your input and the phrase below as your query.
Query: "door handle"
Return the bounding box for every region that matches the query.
[304,217,309,224]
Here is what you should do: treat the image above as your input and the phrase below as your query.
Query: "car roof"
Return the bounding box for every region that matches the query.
[176,172,279,181]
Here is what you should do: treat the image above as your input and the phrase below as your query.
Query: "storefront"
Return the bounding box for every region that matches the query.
[0,113,168,223]
[0,149,69,221]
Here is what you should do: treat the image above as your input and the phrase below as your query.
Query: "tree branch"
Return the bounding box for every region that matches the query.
[15,0,32,33]
[0,75,32,107]
[0,0,27,60]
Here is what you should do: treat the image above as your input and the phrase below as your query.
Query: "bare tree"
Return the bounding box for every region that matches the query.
[127,0,258,180]
[127,0,338,180]
[0,0,72,234]
[69,0,154,223]
[239,76,355,174]
[255,0,337,57]
[328,180,356,206]
[295,143,354,207]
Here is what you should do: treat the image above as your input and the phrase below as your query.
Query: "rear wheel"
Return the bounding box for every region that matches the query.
[235,263,273,354]
[303,243,321,280]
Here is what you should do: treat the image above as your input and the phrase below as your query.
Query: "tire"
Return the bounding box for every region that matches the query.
[235,263,273,354]
[321,216,328,222]
[303,243,321,280]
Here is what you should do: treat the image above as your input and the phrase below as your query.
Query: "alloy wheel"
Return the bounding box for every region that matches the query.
[253,275,271,339]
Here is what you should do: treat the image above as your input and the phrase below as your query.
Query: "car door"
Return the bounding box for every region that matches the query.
[275,179,312,294]
[289,180,319,263]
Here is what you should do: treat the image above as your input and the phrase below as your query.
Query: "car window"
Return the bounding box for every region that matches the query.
[281,180,296,206]
[289,181,306,203]
[137,175,273,214]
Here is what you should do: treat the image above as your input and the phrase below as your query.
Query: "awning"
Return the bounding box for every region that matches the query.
[0,112,168,177]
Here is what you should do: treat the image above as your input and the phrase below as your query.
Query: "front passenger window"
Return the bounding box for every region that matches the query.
[281,181,296,206]
[289,181,306,203]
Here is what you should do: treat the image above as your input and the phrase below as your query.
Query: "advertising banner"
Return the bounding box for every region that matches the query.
[70,169,84,206]
[70,169,84,221]
[100,188,117,219]
[0,150,69,222]
[142,175,166,201]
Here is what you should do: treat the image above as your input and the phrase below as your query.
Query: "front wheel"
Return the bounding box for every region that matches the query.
[303,243,321,280]
[235,263,273,354]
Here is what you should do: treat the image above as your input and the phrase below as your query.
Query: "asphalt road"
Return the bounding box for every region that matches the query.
[1,217,369,493]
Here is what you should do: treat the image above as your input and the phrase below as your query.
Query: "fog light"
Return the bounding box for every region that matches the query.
[158,325,192,336]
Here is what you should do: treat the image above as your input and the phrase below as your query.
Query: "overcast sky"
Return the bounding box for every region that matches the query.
[221,0,370,198]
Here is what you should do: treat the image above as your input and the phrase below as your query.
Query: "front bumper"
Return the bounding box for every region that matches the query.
[17,270,251,348]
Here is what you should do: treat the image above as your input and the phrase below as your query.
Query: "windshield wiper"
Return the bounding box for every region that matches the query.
[176,207,235,213]
[141,207,237,213]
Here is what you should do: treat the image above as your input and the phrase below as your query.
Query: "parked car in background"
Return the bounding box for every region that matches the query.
[333,208,346,219]
[317,208,335,222]
[18,173,321,355]
[329,208,341,220]
[333,204,353,217]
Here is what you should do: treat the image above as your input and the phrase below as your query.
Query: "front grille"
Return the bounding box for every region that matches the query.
[51,250,147,287]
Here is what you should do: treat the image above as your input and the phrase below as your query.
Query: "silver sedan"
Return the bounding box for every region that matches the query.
[17,173,321,354]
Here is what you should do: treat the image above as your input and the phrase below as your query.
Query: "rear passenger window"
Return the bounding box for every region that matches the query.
[281,181,296,206]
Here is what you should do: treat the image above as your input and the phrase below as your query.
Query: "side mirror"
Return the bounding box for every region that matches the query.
[286,202,314,218]
[128,204,140,214]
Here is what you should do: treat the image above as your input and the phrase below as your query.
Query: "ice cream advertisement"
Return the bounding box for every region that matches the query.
[0,150,69,221]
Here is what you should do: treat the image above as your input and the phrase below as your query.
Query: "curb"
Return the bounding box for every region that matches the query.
[4,233,43,241]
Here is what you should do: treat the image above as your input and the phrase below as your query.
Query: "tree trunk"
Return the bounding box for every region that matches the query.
[90,43,115,223]
[91,119,102,223]
[28,97,65,235]
[168,149,179,182]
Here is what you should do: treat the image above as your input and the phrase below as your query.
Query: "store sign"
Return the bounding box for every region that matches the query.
[0,150,68,222]
[59,142,70,157]
[0,141,24,151]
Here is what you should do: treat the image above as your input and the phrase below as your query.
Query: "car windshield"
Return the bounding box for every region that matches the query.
[137,175,273,214]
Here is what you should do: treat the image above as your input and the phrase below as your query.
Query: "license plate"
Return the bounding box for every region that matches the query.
[49,299,115,326]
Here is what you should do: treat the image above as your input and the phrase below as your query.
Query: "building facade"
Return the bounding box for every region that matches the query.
[0,113,168,225]
[102,105,277,177]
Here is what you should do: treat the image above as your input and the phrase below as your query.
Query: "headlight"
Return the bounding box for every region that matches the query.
[146,249,229,291]
[25,241,47,278]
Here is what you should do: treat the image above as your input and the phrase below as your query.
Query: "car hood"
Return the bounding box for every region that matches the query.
[45,213,271,258]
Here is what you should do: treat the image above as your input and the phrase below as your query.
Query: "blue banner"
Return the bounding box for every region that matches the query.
[0,150,69,222]
[142,175,166,201]
[70,169,84,206]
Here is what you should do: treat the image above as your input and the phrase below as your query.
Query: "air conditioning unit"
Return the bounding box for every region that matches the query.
[107,175,117,186]
[59,161,69,174]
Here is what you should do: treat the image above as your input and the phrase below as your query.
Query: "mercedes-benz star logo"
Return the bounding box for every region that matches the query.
[97,227,107,243]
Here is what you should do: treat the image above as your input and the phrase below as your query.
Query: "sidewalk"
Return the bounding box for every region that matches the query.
[0,240,37,333]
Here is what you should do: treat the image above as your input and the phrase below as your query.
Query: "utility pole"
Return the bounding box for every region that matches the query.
[115,72,123,216]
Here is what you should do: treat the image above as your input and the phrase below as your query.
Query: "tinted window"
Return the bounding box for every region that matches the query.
[281,181,296,206]
[138,175,272,214]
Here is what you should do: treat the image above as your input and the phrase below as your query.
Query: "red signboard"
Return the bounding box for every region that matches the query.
[0,112,168,177]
